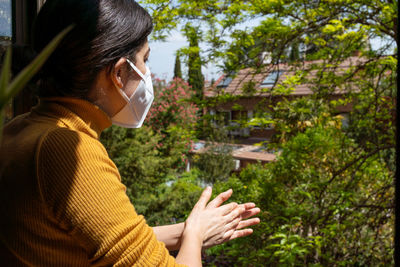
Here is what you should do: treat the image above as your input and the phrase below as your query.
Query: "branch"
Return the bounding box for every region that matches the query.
[328,145,394,184]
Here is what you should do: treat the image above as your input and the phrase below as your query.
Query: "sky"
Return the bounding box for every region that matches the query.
[148,31,222,83]
[0,0,11,37]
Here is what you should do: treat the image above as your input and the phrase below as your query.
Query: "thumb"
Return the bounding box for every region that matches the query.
[195,186,212,209]
[207,189,233,209]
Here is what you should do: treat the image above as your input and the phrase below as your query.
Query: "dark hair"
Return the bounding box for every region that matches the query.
[32,0,153,98]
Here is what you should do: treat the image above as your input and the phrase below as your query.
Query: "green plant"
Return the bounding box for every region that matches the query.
[0,25,73,141]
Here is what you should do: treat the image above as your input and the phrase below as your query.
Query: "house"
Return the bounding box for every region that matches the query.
[189,57,365,171]
[204,57,363,143]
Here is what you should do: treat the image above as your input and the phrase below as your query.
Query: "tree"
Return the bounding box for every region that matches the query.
[173,52,182,79]
[208,108,393,265]
[146,77,198,132]
[134,169,203,225]
[288,41,300,62]
[145,77,198,171]
[185,25,204,100]
[191,132,236,185]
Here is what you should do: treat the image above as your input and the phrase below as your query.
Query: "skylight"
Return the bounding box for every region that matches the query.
[217,76,233,88]
[261,70,284,87]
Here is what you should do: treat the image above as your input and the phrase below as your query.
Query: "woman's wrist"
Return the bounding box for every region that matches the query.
[182,221,203,247]
[176,223,203,267]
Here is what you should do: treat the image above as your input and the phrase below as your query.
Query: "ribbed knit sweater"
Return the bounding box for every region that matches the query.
[0,97,185,266]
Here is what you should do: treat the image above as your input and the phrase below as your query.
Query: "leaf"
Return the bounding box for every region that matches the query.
[0,109,4,142]
[270,233,287,240]
[0,25,74,108]
[0,46,11,100]
[0,46,9,142]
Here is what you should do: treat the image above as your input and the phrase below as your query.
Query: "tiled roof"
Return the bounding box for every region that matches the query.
[190,141,276,163]
[205,56,367,97]
[232,150,276,162]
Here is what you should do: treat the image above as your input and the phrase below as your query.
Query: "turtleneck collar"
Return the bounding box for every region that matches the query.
[33,97,112,139]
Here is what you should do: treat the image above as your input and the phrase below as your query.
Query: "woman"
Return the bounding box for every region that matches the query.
[0,0,260,266]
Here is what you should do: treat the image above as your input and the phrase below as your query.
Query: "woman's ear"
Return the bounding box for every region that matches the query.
[111,57,128,89]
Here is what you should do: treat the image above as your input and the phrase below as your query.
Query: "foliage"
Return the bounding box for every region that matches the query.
[173,52,182,79]
[186,25,204,100]
[130,0,396,264]
[135,169,203,225]
[142,0,396,90]
[146,77,198,132]
[208,117,394,266]
[191,141,235,184]
[191,112,237,184]
[146,77,199,169]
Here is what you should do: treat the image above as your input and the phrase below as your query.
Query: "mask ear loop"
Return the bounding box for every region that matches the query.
[126,58,146,81]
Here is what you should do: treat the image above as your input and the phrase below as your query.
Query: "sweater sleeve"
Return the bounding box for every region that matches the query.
[36,128,185,266]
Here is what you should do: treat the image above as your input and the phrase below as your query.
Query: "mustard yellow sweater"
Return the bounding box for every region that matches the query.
[0,97,185,266]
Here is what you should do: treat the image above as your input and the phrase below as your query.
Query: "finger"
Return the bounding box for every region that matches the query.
[238,202,256,210]
[219,202,238,216]
[236,218,260,230]
[223,205,245,222]
[194,186,212,209]
[207,189,233,209]
[222,228,235,240]
[240,207,261,220]
[229,229,254,240]
[224,216,241,232]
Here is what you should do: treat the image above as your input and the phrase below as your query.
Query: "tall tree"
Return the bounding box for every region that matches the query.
[185,25,204,99]
[173,52,182,79]
[288,41,300,62]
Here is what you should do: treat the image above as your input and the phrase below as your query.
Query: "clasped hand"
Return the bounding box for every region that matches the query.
[184,186,260,249]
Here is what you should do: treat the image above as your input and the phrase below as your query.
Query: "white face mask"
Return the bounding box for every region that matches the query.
[111,59,154,128]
